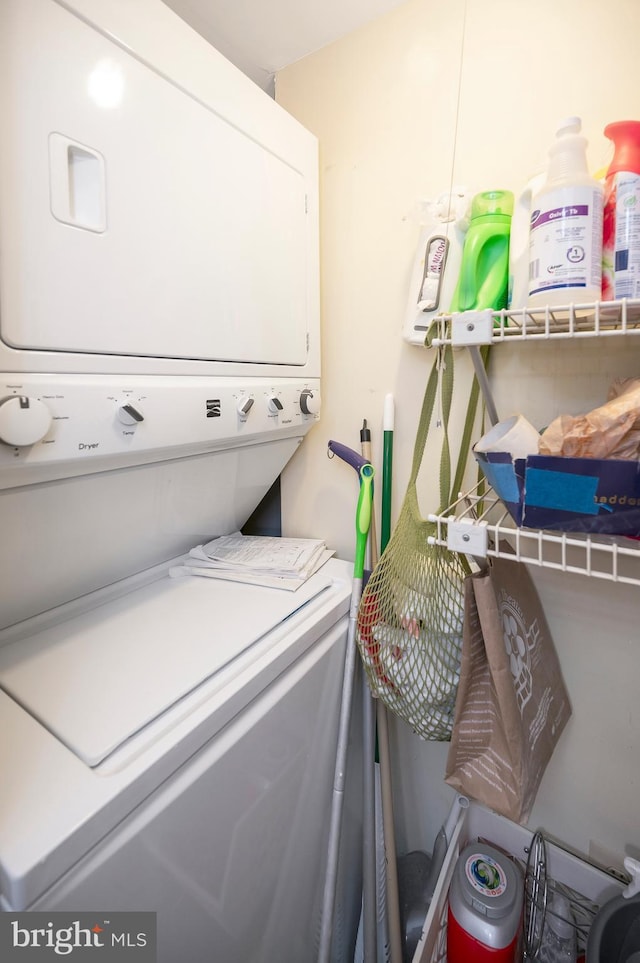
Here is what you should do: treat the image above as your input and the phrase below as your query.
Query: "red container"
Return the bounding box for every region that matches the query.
[602,120,640,301]
[447,843,523,963]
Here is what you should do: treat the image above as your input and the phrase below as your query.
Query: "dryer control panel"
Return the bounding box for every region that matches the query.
[0,374,321,488]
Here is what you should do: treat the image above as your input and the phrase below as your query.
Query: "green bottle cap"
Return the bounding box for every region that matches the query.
[470,189,514,221]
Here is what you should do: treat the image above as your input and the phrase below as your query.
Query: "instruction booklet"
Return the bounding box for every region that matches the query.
[169,533,334,590]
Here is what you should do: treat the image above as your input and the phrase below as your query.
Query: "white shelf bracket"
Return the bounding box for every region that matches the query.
[451,309,494,346]
[447,517,489,557]
[448,311,501,425]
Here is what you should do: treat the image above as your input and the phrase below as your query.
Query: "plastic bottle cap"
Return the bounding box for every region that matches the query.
[546,117,590,180]
[604,120,640,177]
[556,117,582,137]
[470,189,514,221]
[547,892,574,940]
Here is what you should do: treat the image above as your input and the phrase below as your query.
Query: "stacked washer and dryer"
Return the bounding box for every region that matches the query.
[0,2,362,960]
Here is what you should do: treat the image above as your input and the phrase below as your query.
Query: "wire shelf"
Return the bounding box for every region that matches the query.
[414,799,625,963]
[427,851,603,962]
[427,480,640,586]
[429,297,640,347]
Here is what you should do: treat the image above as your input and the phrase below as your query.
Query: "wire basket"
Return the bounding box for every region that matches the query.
[523,829,609,959]
[412,798,625,963]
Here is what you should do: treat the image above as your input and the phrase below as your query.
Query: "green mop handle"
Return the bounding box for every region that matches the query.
[354,463,374,579]
[381,393,394,552]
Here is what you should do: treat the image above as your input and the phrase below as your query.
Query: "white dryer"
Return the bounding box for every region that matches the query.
[0,1,363,960]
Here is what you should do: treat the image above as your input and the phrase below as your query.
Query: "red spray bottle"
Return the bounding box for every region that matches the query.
[602,120,640,301]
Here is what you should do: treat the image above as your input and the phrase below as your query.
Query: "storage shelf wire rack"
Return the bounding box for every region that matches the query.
[421,297,640,585]
[428,297,640,348]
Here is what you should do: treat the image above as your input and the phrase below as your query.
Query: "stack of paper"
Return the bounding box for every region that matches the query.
[169,533,334,590]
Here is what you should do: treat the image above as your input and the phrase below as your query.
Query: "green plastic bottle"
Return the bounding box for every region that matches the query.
[449,189,514,313]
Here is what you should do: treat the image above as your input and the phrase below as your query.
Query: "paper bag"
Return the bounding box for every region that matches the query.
[538,377,640,460]
[445,557,571,823]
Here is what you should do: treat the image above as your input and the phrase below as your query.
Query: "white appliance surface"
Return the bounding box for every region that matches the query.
[0,568,336,767]
[0,0,323,622]
[0,0,319,378]
[0,1,361,959]
[30,608,361,963]
[0,557,353,921]
[0,375,320,488]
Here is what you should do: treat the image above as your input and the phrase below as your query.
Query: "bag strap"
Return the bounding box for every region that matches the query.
[407,345,447,488]
[407,344,489,516]
[450,344,490,503]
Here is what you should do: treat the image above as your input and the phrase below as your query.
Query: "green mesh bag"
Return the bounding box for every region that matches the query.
[356,345,484,741]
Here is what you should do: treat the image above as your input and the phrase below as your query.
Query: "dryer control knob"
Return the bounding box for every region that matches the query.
[267,395,284,415]
[117,403,145,426]
[0,395,52,447]
[237,396,255,418]
[299,389,320,416]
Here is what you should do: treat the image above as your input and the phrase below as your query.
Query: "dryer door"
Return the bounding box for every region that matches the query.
[0,0,317,368]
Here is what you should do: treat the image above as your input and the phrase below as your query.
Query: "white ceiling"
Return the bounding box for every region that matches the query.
[163,0,408,93]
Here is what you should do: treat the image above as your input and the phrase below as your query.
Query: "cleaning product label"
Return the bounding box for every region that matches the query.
[464,853,508,898]
[419,234,449,309]
[528,186,603,298]
[602,171,640,300]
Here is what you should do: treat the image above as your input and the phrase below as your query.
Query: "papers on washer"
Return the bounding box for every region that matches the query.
[169,533,334,590]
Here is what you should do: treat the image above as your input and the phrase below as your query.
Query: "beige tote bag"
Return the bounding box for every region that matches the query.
[445,556,572,823]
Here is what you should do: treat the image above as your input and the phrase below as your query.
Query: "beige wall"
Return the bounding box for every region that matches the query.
[276,0,640,869]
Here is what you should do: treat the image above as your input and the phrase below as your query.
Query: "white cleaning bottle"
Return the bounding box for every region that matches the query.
[528,117,603,309]
[537,893,577,963]
[509,171,545,309]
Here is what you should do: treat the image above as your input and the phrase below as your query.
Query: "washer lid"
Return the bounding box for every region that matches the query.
[0,571,332,767]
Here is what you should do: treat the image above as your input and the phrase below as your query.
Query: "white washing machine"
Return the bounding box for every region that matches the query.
[0,2,363,959]
[0,554,362,962]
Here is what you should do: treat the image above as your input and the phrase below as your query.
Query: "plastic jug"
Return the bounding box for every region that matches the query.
[449,190,514,314]
[602,120,640,301]
[528,117,603,308]
[447,842,524,963]
[509,172,545,309]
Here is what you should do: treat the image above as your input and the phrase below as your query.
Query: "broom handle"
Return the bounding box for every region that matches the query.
[318,462,373,963]
[379,398,403,963]
[364,402,404,963]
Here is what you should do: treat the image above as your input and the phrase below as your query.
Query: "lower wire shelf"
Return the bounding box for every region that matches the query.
[413,797,624,963]
[427,480,640,586]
